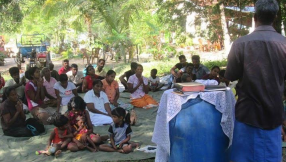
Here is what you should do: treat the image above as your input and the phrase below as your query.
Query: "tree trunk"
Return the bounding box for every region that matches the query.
[219,3,231,54]
[128,46,135,63]
[120,44,126,63]
[273,0,282,33]
[282,0,286,35]
[84,13,93,52]
[59,34,65,54]
[136,44,140,62]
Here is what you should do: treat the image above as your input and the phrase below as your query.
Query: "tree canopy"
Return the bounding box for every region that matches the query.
[1,0,285,61]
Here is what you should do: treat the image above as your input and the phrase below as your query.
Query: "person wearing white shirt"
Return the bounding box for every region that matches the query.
[94,59,107,77]
[84,79,112,126]
[66,64,84,93]
[0,67,29,111]
[1,67,26,102]
[148,69,164,92]
[54,74,78,114]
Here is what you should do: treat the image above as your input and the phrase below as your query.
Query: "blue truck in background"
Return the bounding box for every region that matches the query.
[16,34,50,68]
[16,34,49,58]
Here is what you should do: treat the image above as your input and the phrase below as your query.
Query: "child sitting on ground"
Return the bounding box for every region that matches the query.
[202,66,220,84]
[99,107,140,153]
[66,96,108,152]
[148,69,164,92]
[73,116,98,152]
[36,115,73,157]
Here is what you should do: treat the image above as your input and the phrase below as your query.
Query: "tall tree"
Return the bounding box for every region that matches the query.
[219,2,231,51]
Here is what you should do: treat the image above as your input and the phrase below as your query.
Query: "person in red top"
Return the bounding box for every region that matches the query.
[66,96,108,152]
[202,66,220,84]
[58,59,71,75]
[37,115,73,157]
[82,65,104,93]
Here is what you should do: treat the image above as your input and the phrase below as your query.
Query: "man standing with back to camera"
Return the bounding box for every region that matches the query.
[225,0,286,161]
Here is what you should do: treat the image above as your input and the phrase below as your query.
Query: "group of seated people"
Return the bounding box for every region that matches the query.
[0,58,161,155]
[168,54,229,87]
[0,54,232,156]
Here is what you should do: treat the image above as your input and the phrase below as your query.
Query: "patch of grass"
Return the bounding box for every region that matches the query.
[52,56,64,61]
[203,59,228,70]
[2,74,11,81]
[107,61,175,80]
[140,61,174,77]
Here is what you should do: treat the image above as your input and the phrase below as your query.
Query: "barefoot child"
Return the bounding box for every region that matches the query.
[36,115,73,157]
[72,116,98,152]
[66,96,108,152]
[99,107,140,153]
[148,69,164,92]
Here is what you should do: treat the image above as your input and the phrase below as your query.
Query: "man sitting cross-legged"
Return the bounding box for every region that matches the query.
[119,62,137,92]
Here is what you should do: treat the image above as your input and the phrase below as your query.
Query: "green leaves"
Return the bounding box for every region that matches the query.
[0,1,23,33]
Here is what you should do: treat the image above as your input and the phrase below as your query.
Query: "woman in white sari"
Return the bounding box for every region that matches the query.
[84,79,112,126]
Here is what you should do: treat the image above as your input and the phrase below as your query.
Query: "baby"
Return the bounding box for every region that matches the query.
[73,116,98,152]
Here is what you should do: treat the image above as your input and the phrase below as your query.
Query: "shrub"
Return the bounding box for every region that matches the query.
[185,37,193,46]
[202,59,228,70]
[60,49,74,59]
[163,44,177,58]
[49,46,60,54]
[175,35,186,45]
[112,60,176,80]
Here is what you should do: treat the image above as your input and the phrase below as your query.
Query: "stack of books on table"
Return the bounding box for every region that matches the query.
[173,82,227,95]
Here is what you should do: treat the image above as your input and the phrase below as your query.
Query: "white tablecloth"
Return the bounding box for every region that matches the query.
[152,89,236,162]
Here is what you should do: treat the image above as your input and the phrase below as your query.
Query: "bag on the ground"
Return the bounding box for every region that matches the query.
[26,118,45,135]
